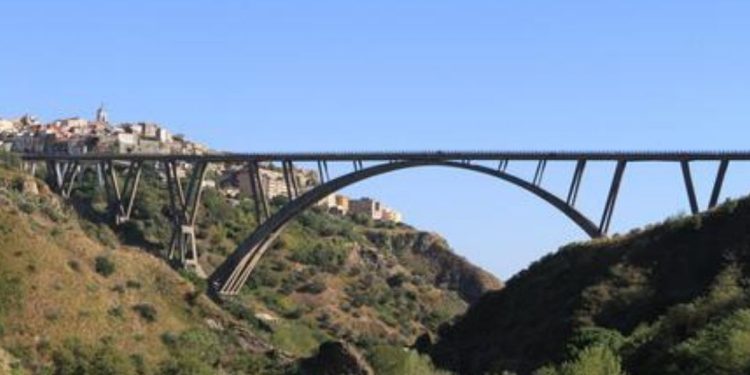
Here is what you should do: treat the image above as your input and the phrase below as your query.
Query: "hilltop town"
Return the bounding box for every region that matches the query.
[0,108,402,223]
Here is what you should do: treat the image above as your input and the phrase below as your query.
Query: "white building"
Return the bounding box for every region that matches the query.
[0,119,15,133]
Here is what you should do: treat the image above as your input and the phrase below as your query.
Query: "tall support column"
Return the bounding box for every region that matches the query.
[45,160,78,198]
[291,161,300,195]
[165,160,208,276]
[46,160,65,193]
[680,161,699,215]
[60,161,80,198]
[96,162,105,188]
[709,159,730,209]
[281,160,298,199]
[352,160,365,171]
[566,160,587,207]
[103,161,122,219]
[497,159,509,172]
[599,160,627,235]
[317,160,326,184]
[533,159,547,186]
[323,161,331,181]
[247,161,270,224]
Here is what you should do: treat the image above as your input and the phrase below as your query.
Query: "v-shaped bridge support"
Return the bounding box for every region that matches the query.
[165,160,208,276]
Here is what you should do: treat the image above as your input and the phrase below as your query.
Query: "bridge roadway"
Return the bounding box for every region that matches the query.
[16,150,750,295]
[19,150,750,162]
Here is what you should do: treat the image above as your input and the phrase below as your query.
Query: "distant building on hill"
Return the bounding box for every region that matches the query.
[349,197,384,220]
[320,195,402,223]
[319,194,350,215]
[0,119,15,133]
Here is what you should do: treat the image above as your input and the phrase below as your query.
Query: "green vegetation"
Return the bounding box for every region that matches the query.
[52,339,139,375]
[432,195,750,375]
[46,330,284,375]
[94,256,116,277]
[538,346,625,375]
[270,321,327,356]
[0,272,22,335]
[368,345,450,375]
[671,309,750,374]
[132,303,158,323]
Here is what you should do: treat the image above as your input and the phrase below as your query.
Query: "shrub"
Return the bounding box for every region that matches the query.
[297,280,327,295]
[0,271,22,334]
[125,280,142,289]
[270,322,324,356]
[108,306,124,319]
[159,329,221,374]
[18,200,35,214]
[228,352,278,374]
[250,265,281,289]
[558,346,625,375]
[132,303,157,323]
[158,356,214,375]
[566,327,625,358]
[368,345,449,375]
[386,273,407,288]
[52,339,136,375]
[289,242,347,273]
[94,256,116,277]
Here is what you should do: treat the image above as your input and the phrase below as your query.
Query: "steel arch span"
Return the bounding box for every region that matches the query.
[208,160,600,296]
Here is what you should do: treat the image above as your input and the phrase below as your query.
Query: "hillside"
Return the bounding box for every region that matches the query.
[0,155,500,374]
[429,195,750,374]
[63,164,502,357]
[0,163,289,373]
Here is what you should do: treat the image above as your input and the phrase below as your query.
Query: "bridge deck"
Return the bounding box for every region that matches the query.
[17,150,750,162]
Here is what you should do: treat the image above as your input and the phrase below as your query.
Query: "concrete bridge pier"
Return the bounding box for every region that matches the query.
[45,160,81,198]
[100,160,143,226]
[164,160,208,277]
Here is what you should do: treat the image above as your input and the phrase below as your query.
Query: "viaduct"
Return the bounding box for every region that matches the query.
[18,151,744,296]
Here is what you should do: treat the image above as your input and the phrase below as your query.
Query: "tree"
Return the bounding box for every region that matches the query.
[559,346,625,375]
[672,309,750,375]
[566,327,625,358]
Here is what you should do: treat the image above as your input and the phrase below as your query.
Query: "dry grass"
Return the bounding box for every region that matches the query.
[0,179,231,368]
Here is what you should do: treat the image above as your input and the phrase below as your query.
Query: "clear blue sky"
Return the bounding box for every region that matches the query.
[2,1,749,280]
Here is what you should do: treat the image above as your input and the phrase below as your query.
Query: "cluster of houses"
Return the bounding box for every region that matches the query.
[0,106,209,155]
[0,108,403,224]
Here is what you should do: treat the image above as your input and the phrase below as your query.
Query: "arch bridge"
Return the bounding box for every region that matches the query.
[19,151,747,296]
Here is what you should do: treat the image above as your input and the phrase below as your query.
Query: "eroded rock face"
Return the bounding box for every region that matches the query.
[22,179,39,195]
[300,341,374,375]
[365,230,503,304]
